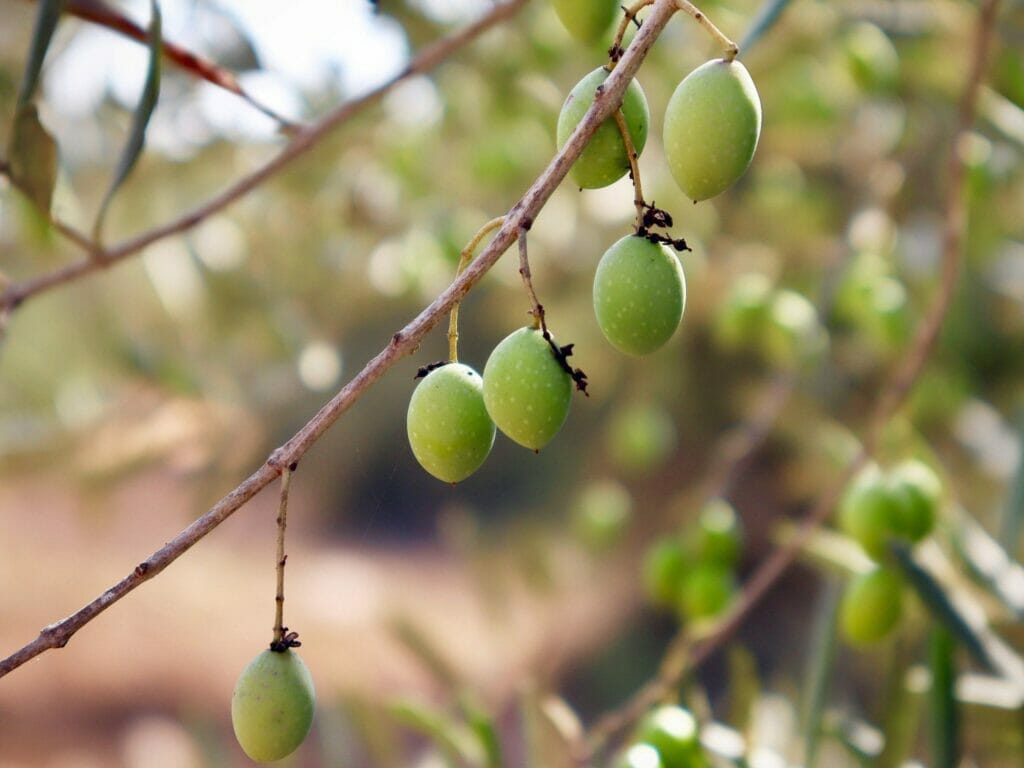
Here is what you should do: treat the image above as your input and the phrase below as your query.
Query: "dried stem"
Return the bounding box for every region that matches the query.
[612,108,645,231]
[272,466,292,646]
[0,0,682,680]
[583,0,1003,754]
[517,225,544,329]
[17,0,298,130]
[0,0,532,314]
[448,216,505,362]
[609,0,654,64]
[675,1,739,61]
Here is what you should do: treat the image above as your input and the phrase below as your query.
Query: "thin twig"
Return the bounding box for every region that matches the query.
[272,465,292,646]
[612,108,645,231]
[517,225,544,328]
[0,0,532,314]
[448,216,505,362]
[0,0,683,680]
[608,0,654,64]
[17,0,299,130]
[675,0,739,60]
[583,0,1003,754]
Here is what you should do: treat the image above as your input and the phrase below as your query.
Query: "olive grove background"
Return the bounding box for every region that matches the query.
[0,0,1022,766]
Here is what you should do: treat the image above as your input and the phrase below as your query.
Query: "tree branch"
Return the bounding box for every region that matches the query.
[0,0,532,313]
[583,0,1003,754]
[0,0,682,680]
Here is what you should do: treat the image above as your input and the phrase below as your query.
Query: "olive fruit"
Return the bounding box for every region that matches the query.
[232,649,315,763]
[614,743,664,768]
[635,706,702,768]
[889,459,942,541]
[840,567,904,646]
[663,59,762,201]
[553,0,619,43]
[713,272,773,352]
[643,537,687,608]
[557,67,650,189]
[678,562,735,621]
[572,479,633,550]
[407,363,496,483]
[838,465,913,560]
[684,498,742,568]
[842,22,899,92]
[593,235,686,356]
[482,327,572,451]
[606,402,677,473]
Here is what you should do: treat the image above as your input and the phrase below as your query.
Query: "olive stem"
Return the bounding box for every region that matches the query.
[272,466,292,647]
[608,0,655,65]
[448,216,505,361]
[675,1,739,61]
[517,227,545,330]
[612,108,646,232]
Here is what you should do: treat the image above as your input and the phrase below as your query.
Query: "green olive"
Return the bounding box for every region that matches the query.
[593,235,686,356]
[889,459,942,541]
[407,363,496,483]
[552,0,619,43]
[678,562,735,621]
[231,649,315,763]
[613,743,665,768]
[838,465,914,560]
[557,67,650,189]
[643,537,687,608]
[482,327,572,451]
[635,705,702,768]
[663,59,762,201]
[840,567,904,646]
[684,498,742,568]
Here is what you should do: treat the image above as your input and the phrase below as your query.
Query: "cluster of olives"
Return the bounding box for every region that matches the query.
[614,705,708,768]
[231,647,316,762]
[833,251,911,354]
[407,326,577,482]
[837,459,943,645]
[714,273,828,367]
[644,499,742,623]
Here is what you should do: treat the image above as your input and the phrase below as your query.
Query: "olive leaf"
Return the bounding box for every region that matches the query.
[929,627,960,768]
[93,0,162,241]
[739,0,794,54]
[7,104,59,213]
[16,0,64,107]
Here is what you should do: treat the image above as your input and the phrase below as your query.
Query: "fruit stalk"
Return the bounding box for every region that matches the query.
[608,0,654,63]
[517,227,545,328]
[612,108,646,230]
[448,216,505,362]
[273,466,292,646]
[675,1,739,61]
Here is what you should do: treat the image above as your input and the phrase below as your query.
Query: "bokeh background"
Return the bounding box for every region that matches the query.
[1,0,1022,766]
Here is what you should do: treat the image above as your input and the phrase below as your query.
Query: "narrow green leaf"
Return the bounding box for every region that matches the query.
[726,644,760,739]
[7,104,58,213]
[891,545,994,669]
[17,0,64,106]
[801,579,840,768]
[93,0,162,240]
[460,695,503,768]
[739,0,794,54]
[929,627,960,768]
[999,408,1024,553]
[389,700,477,768]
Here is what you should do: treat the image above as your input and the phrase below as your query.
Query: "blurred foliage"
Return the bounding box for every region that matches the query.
[1,0,1024,766]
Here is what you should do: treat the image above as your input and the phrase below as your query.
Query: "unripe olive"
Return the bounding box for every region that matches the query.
[552,0,619,43]
[606,402,677,474]
[635,705,702,768]
[407,363,496,483]
[889,459,942,541]
[684,498,742,568]
[482,327,572,451]
[713,273,773,351]
[842,22,899,93]
[678,562,735,621]
[557,67,650,189]
[840,567,904,646]
[643,537,687,608]
[763,289,827,367]
[572,479,633,550]
[664,59,762,201]
[613,743,665,768]
[231,649,315,763]
[838,465,913,560]
[593,235,686,356]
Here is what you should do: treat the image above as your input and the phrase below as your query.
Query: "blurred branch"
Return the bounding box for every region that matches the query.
[583,0,1004,755]
[0,0,683,680]
[17,0,299,129]
[0,0,532,314]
